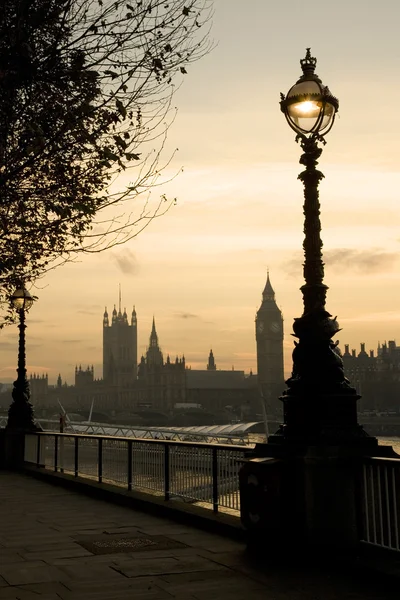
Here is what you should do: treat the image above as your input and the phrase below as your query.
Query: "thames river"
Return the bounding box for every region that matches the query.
[377,437,400,454]
[251,434,400,454]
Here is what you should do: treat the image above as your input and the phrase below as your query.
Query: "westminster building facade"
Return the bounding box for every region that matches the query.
[1,275,288,424]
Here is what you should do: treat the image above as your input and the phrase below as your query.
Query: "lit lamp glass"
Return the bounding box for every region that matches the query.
[11,288,34,311]
[280,50,338,138]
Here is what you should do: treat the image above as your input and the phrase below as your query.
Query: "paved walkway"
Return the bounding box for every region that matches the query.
[0,472,397,599]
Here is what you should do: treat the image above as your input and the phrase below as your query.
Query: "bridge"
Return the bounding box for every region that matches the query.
[0,415,266,445]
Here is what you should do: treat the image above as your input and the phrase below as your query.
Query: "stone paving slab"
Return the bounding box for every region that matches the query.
[0,471,399,599]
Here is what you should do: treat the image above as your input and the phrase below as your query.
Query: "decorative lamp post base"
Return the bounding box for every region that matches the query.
[268,393,378,450]
[267,307,378,449]
[6,381,41,432]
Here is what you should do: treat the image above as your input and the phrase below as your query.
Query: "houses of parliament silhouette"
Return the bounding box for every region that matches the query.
[3,271,397,423]
[12,274,285,423]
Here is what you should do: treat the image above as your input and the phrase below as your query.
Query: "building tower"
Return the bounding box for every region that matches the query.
[146,317,163,368]
[207,349,217,371]
[137,318,186,410]
[102,288,138,386]
[255,272,284,416]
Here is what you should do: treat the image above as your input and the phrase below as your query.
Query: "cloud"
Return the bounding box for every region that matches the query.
[111,249,138,275]
[282,248,398,277]
[175,312,200,320]
[0,341,16,349]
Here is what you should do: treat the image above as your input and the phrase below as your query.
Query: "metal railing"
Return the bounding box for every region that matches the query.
[24,432,245,513]
[359,457,400,552]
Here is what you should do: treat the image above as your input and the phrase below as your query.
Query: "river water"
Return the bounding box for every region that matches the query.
[249,435,400,455]
[377,437,400,455]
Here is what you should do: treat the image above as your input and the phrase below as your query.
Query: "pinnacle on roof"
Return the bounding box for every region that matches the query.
[262,270,275,301]
[149,316,158,346]
[118,283,122,315]
[207,348,216,370]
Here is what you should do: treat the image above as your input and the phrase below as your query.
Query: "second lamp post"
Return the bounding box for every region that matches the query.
[7,287,38,431]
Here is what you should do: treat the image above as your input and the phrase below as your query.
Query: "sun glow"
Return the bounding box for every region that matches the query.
[296,100,319,114]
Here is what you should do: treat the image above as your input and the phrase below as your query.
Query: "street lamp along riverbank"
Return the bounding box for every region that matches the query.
[269,49,377,448]
[239,50,398,556]
[7,287,40,431]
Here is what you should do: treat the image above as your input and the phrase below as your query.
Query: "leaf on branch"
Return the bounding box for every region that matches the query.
[180,67,187,74]
[125,153,141,160]
[113,135,127,149]
[164,43,172,52]
[182,6,191,16]
[105,70,119,79]
[103,148,119,161]
[116,99,127,118]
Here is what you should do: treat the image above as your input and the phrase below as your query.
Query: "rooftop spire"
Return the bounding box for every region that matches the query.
[103,306,109,327]
[118,283,122,315]
[262,271,275,301]
[207,349,216,371]
[150,316,158,347]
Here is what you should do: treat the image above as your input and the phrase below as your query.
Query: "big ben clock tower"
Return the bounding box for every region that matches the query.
[255,272,284,416]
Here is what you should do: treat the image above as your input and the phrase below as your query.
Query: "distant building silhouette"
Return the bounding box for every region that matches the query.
[18,281,289,423]
[75,365,94,387]
[255,272,284,415]
[103,288,137,386]
[207,349,216,371]
[29,373,48,406]
[137,318,186,410]
[341,340,400,412]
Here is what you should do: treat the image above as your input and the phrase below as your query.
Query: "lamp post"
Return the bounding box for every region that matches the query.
[269,49,376,448]
[7,287,39,431]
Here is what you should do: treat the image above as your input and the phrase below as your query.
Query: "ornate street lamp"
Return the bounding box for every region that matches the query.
[271,49,375,447]
[7,286,39,431]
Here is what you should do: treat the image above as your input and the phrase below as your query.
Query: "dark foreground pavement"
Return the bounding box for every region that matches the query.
[0,471,398,600]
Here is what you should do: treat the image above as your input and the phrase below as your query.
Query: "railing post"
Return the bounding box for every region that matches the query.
[128,440,133,492]
[212,447,218,513]
[98,438,103,483]
[74,437,79,477]
[164,443,170,501]
[60,434,64,474]
[54,435,58,472]
[36,433,41,467]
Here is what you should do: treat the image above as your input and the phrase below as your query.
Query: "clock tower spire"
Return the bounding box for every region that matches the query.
[255,272,284,417]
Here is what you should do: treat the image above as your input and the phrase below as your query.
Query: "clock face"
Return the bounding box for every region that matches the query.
[257,322,264,334]
[270,321,280,333]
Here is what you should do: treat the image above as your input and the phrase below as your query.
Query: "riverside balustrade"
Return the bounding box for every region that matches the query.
[359,457,400,552]
[24,432,245,513]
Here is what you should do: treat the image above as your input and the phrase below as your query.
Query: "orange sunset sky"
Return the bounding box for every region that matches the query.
[1,0,400,384]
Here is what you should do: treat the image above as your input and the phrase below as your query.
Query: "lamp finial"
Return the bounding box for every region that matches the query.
[300,48,317,77]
